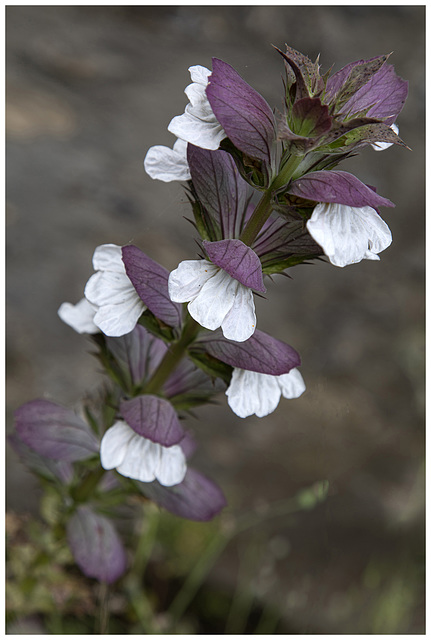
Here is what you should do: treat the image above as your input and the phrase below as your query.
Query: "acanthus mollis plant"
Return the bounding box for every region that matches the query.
[12,43,407,586]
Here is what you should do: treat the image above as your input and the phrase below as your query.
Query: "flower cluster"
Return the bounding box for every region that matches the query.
[12,43,407,583]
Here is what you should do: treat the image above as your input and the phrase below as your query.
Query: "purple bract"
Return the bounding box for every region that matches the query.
[195,328,301,376]
[288,170,395,209]
[122,245,183,328]
[14,399,99,462]
[141,468,227,522]
[120,395,185,447]
[203,239,266,292]
[206,58,276,164]
[67,506,127,584]
[187,144,252,239]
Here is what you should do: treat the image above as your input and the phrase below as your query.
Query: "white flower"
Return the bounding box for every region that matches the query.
[168,259,256,342]
[84,244,146,337]
[226,368,306,418]
[58,297,99,334]
[168,65,226,151]
[100,421,186,486]
[144,138,191,182]
[371,123,399,151]
[306,202,392,268]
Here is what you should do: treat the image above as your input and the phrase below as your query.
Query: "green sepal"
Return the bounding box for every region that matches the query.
[219,137,270,190]
[186,189,219,242]
[90,334,130,391]
[318,121,408,154]
[169,391,222,412]
[138,309,179,343]
[342,122,408,148]
[187,351,233,386]
[262,253,322,275]
[82,405,101,437]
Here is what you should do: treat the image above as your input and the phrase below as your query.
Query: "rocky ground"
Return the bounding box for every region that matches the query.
[6,5,425,633]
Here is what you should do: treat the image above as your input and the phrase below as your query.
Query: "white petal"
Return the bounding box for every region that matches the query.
[307,202,391,267]
[92,244,125,273]
[188,269,238,331]
[117,435,159,483]
[168,259,217,303]
[226,368,256,418]
[100,421,134,470]
[188,65,211,85]
[84,257,145,337]
[277,368,306,399]
[226,369,282,418]
[363,250,381,261]
[155,445,187,487]
[221,283,256,342]
[144,140,190,182]
[168,112,225,151]
[84,270,138,308]
[167,66,226,150]
[372,123,399,151]
[371,140,393,151]
[254,374,284,417]
[93,293,145,337]
[184,82,212,111]
[355,206,392,255]
[58,298,98,334]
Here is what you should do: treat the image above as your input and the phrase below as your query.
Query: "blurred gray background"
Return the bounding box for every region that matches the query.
[6,5,424,633]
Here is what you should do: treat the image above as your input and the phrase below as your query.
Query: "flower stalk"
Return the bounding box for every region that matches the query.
[239,188,273,247]
[70,467,106,503]
[143,313,201,395]
[239,152,305,247]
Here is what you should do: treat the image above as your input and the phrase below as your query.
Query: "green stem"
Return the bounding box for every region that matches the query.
[134,505,159,577]
[271,153,304,190]
[167,532,228,628]
[239,188,273,247]
[225,537,261,634]
[126,505,160,633]
[71,467,106,503]
[144,313,200,395]
[97,582,110,634]
[239,152,305,247]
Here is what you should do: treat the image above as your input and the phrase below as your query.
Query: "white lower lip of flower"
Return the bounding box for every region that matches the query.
[219,284,256,342]
[188,269,240,330]
[84,244,146,337]
[100,421,187,487]
[168,112,226,151]
[144,139,191,182]
[168,259,219,302]
[167,65,226,151]
[169,259,257,342]
[58,298,99,334]
[306,202,392,268]
[226,368,306,418]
